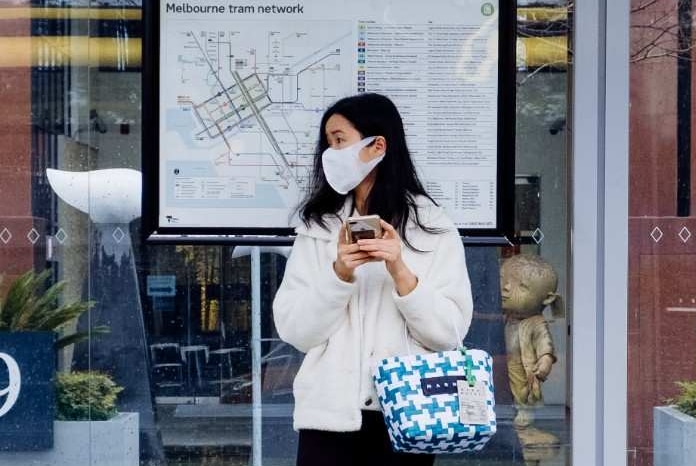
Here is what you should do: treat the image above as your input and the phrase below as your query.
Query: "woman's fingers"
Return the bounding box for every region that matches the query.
[344,254,375,267]
[338,220,399,271]
[379,219,395,231]
[338,223,350,244]
[335,224,371,278]
[355,240,382,252]
[340,250,372,264]
[344,251,372,260]
[367,251,392,261]
[339,243,362,254]
[358,238,398,261]
[379,219,398,239]
[357,238,398,257]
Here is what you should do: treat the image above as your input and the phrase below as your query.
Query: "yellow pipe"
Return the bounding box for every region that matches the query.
[0,7,141,21]
[518,36,569,69]
[0,37,142,68]
[0,37,31,68]
[0,37,567,70]
[0,6,565,23]
[517,7,569,23]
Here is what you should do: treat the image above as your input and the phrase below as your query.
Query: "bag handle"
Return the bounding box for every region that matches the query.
[402,319,477,387]
[403,311,464,355]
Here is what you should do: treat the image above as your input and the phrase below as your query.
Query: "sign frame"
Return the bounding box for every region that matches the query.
[142,0,516,244]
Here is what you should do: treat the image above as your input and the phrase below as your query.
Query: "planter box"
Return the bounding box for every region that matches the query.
[654,405,696,466]
[0,412,139,466]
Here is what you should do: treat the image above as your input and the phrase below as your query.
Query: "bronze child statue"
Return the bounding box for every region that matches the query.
[500,253,563,452]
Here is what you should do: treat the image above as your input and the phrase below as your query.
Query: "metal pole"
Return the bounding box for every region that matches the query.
[572,0,604,464]
[677,0,692,216]
[250,246,262,466]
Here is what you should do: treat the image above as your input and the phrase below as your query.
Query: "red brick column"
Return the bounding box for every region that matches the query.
[0,9,47,294]
[629,1,696,465]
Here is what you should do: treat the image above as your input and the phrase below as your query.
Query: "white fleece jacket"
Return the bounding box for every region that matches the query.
[272,197,473,432]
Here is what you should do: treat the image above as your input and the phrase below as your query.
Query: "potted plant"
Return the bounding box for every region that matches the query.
[0,270,106,452]
[56,371,124,421]
[53,371,139,466]
[654,381,696,466]
[0,269,104,347]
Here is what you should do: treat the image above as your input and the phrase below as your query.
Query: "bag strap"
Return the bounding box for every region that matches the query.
[403,311,464,355]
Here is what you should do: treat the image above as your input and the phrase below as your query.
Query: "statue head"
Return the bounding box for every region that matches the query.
[500,254,562,319]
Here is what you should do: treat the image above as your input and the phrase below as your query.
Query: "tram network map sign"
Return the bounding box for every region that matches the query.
[143,0,515,240]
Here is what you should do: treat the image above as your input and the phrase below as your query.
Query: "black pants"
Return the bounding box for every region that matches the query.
[296,410,436,466]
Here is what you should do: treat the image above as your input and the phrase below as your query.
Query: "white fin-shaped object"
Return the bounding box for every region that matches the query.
[46,168,141,224]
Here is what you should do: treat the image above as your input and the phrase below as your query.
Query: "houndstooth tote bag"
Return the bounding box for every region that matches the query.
[373,327,496,454]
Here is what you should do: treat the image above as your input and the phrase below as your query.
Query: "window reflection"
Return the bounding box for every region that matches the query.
[0,1,572,465]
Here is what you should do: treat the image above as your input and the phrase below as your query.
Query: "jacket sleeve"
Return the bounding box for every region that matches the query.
[273,234,356,353]
[392,228,474,352]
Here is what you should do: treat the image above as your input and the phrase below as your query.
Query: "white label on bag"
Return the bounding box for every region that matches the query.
[457,380,489,425]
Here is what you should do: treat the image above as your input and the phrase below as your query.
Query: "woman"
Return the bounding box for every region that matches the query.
[273,93,473,466]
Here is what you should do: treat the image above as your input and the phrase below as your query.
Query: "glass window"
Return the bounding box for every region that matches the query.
[0,1,572,464]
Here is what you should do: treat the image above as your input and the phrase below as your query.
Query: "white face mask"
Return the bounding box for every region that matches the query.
[321,136,385,195]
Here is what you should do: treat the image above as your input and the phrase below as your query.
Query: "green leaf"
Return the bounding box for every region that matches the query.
[35,301,93,332]
[0,270,107,348]
[3,271,46,330]
[24,280,67,329]
[55,326,110,349]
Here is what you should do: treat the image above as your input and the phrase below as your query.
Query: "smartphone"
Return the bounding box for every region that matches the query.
[346,214,382,243]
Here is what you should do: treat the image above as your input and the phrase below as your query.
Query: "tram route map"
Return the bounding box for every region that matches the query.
[155,0,504,231]
[159,12,353,227]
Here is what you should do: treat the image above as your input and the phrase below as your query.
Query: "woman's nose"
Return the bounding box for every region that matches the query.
[502,283,511,292]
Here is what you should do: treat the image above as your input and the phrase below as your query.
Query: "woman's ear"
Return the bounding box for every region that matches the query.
[373,135,387,154]
[361,136,387,162]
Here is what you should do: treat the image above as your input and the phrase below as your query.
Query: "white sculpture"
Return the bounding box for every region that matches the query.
[46,168,141,224]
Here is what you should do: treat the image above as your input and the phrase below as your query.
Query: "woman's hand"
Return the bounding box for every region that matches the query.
[333,223,373,282]
[357,220,418,295]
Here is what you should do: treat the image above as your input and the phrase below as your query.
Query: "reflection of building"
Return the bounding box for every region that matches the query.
[0,2,573,465]
[6,1,689,466]
[0,11,46,294]
[629,1,696,465]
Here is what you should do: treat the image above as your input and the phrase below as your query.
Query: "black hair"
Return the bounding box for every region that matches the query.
[298,93,443,249]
